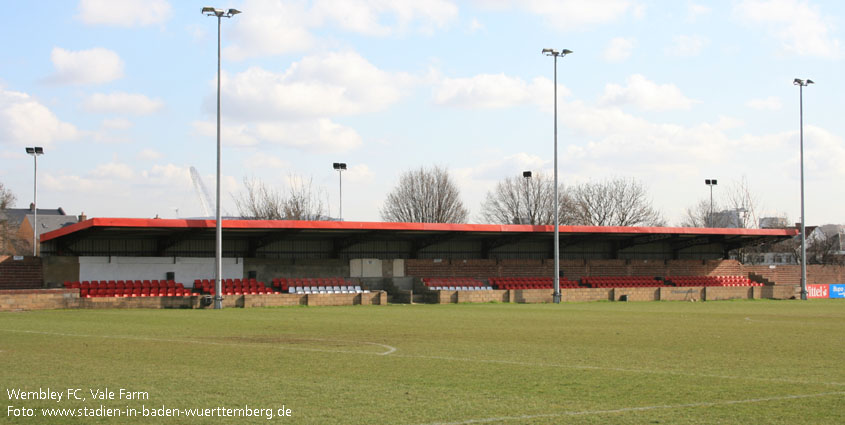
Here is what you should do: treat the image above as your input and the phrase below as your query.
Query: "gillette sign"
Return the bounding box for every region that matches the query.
[830,284,845,299]
[807,284,829,299]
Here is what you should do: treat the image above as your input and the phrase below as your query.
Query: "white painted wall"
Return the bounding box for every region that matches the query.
[79,257,244,288]
[349,258,384,278]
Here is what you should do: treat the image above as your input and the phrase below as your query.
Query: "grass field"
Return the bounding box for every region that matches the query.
[1,300,843,424]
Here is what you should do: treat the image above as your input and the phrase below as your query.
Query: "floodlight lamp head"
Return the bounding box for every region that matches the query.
[561,49,573,55]
[25,147,35,154]
[227,8,241,16]
[523,171,532,178]
[34,147,44,155]
[202,7,224,16]
[806,79,814,85]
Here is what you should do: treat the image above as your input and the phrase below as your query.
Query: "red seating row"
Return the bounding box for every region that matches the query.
[64,280,195,297]
[583,276,666,288]
[194,279,278,295]
[64,280,185,290]
[666,275,763,287]
[488,277,580,290]
[80,288,197,298]
[422,277,487,289]
[420,275,765,291]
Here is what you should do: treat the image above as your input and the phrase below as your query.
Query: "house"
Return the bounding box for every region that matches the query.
[0,204,82,255]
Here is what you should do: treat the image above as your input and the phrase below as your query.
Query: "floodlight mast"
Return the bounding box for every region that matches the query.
[25,147,44,256]
[333,163,347,220]
[794,78,813,300]
[542,48,572,304]
[705,179,717,227]
[203,6,241,309]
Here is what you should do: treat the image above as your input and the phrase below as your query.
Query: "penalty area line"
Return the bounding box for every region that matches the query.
[389,353,845,388]
[0,329,397,356]
[421,391,845,425]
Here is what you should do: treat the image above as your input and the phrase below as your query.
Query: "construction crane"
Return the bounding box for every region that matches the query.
[190,166,214,218]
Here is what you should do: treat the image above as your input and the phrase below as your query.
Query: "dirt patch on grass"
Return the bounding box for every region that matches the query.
[221,335,360,348]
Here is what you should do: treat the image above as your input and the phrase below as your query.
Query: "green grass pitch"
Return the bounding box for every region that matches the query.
[1,300,843,424]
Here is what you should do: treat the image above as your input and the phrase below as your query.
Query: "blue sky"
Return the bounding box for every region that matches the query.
[1,0,842,226]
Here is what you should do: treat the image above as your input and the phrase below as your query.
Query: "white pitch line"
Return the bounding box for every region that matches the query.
[0,329,396,356]
[387,352,845,388]
[3,329,842,387]
[421,391,845,425]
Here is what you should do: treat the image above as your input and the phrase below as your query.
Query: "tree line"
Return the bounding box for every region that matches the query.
[234,165,666,227]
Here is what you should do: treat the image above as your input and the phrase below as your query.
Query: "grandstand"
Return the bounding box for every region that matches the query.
[1,216,840,310]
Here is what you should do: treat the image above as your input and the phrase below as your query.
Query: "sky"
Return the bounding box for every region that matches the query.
[0,0,843,227]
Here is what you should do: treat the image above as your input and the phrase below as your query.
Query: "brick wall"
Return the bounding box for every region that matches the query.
[745,264,845,286]
[0,290,387,311]
[660,287,705,301]
[428,284,801,304]
[561,288,613,302]
[456,290,508,303]
[705,286,755,301]
[612,287,660,301]
[0,289,77,311]
[0,256,43,289]
[406,258,845,287]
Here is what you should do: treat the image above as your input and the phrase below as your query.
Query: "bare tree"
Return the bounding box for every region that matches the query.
[0,182,23,254]
[381,165,468,223]
[680,198,736,228]
[680,176,761,228]
[570,177,664,226]
[724,176,760,229]
[807,226,845,265]
[479,172,576,225]
[234,175,327,220]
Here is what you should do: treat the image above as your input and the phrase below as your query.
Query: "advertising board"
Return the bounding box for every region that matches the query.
[807,284,829,299]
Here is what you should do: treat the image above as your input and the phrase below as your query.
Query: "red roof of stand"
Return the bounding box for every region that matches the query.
[41,217,798,243]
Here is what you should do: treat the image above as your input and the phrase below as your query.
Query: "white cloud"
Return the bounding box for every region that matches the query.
[84,92,164,115]
[48,47,123,85]
[734,0,841,58]
[218,51,414,120]
[252,120,363,152]
[468,17,484,33]
[665,34,709,57]
[244,154,289,170]
[137,149,163,160]
[313,0,458,36]
[434,74,563,109]
[603,37,635,63]
[804,126,845,178]
[192,121,259,147]
[347,164,376,183]
[458,152,549,181]
[0,87,78,146]
[141,164,192,187]
[688,2,711,20]
[476,0,636,30]
[224,0,317,60]
[77,0,172,27]
[194,119,361,153]
[225,0,459,60]
[746,96,782,110]
[599,74,697,111]
[101,118,133,130]
[90,162,135,180]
